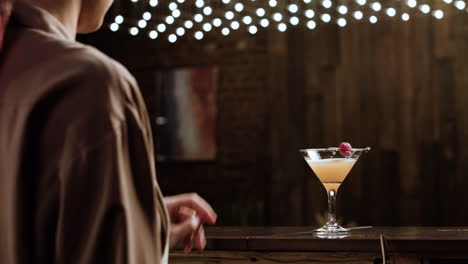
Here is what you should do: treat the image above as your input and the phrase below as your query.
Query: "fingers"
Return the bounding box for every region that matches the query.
[169,215,200,249]
[194,224,206,250]
[169,193,217,224]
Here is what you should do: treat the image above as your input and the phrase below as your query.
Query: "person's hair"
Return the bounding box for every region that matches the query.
[0,0,12,52]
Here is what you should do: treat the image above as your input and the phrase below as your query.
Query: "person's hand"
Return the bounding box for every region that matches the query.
[164,193,217,255]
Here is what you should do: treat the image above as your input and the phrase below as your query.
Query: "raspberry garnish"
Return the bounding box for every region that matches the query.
[339,142,352,157]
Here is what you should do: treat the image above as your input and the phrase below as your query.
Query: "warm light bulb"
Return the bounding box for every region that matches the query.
[269,0,278,7]
[260,18,269,27]
[407,0,417,8]
[130,27,139,35]
[231,21,240,30]
[322,0,332,8]
[455,0,466,9]
[195,31,204,40]
[288,4,299,13]
[257,8,266,17]
[168,34,177,43]
[115,15,124,24]
[337,18,346,27]
[185,20,193,28]
[338,5,348,14]
[203,23,212,32]
[386,8,396,17]
[222,27,230,35]
[370,15,377,23]
[419,4,430,13]
[194,14,203,22]
[243,16,252,24]
[149,0,158,6]
[166,16,175,24]
[278,23,287,32]
[401,13,410,21]
[353,11,363,20]
[371,2,382,11]
[321,13,331,22]
[433,10,444,19]
[169,2,178,10]
[249,25,258,34]
[213,18,222,27]
[305,9,315,18]
[138,20,147,28]
[235,3,244,12]
[157,24,167,32]
[273,13,282,21]
[225,11,234,20]
[143,12,152,20]
[176,27,185,36]
[357,0,366,5]
[195,0,204,8]
[149,30,158,39]
[110,23,119,32]
[290,16,299,25]
[307,20,316,29]
[172,9,181,18]
[203,7,212,15]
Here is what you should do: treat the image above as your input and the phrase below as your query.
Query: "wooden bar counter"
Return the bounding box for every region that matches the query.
[170,227,468,264]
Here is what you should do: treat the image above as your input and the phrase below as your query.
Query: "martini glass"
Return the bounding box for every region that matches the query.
[300,147,369,236]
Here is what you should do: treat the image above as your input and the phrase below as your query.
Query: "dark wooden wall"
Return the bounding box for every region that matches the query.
[79,9,468,226]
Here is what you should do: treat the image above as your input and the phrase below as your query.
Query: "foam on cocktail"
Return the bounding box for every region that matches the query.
[306,158,357,192]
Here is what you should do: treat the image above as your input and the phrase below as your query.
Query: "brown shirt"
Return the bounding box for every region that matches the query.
[0,2,169,263]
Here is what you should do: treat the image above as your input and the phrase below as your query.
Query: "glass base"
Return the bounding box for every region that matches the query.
[314,223,349,238]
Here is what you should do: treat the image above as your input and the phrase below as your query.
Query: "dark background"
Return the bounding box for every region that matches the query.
[78,0,468,227]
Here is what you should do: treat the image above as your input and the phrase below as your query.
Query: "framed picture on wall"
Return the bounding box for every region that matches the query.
[154,66,217,161]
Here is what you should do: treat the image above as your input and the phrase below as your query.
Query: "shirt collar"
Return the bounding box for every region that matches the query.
[11,1,73,40]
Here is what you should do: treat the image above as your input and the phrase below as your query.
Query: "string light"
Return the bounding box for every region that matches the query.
[257,8,266,17]
[419,4,430,13]
[354,11,363,20]
[143,12,151,20]
[110,23,119,31]
[185,20,193,29]
[168,34,177,43]
[433,10,444,19]
[455,0,466,9]
[307,20,316,29]
[231,21,240,30]
[288,4,299,13]
[149,30,158,39]
[371,2,382,11]
[195,31,204,40]
[305,9,315,18]
[322,0,332,8]
[115,15,124,24]
[176,27,185,36]
[260,18,270,27]
[386,8,396,17]
[337,18,347,27]
[278,23,287,32]
[172,9,181,18]
[222,27,230,35]
[273,13,283,21]
[338,6,348,15]
[290,16,300,25]
[225,11,234,20]
[213,18,222,27]
[110,0,456,42]
[157,24,167,32]
[249,25,258,34]
[321,13,331,22]
[130,27,139,35]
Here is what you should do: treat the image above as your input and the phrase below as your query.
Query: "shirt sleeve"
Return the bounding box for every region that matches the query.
[35,56,169,264]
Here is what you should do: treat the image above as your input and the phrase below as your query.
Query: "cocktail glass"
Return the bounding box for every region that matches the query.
[300,147,369,236]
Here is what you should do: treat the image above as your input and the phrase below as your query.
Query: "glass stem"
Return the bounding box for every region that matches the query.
[327,189,337,226]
